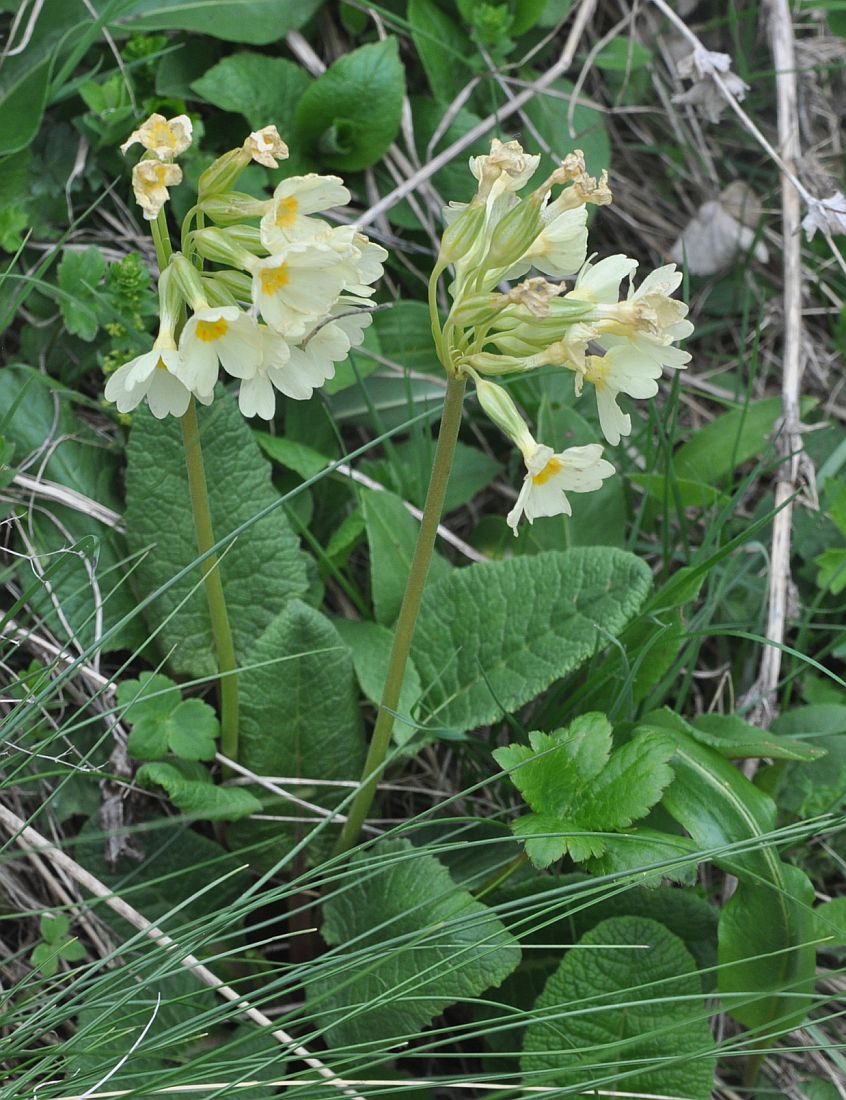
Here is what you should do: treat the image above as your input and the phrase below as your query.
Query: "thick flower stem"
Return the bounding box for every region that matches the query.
[180,398,240,766]
[335,374,467,854]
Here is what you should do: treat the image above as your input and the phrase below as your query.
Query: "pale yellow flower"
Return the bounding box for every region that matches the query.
[243,125,289,168]
[259,174,350,251]
[177,307,263,398]
[131,159,182,220]
[104,343,192,419]
[120,113,193,159]
[249,241,351,339]
[507,441,615,532]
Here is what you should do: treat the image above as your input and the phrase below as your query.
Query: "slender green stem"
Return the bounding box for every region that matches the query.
[334,374,467,854]
[180,398,240,766]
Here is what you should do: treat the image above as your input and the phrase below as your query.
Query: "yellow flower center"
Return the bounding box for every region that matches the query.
[275,196,299,228]
[585,357,610,391]
[155,356,168,371]
[195,318,229,342]
[532,457,564,486]
[150,121,176,149]
[259,264,290,294]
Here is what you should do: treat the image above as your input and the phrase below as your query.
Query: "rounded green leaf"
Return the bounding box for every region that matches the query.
[293,39,405,170]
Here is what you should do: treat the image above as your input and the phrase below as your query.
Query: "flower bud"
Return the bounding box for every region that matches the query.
[438,199,487,266]
[169,252,208,312]
[200,191,270,225]
[190,227,256,270]
[474,376,534,451]
[197,149,250,201]
[482,194,544,272]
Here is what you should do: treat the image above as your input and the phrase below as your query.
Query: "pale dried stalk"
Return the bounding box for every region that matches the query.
[750,0,808,726]
[0,805,362,1100]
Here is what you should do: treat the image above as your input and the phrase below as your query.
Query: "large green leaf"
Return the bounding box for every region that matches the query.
[0,366,142,651]
[363,488,450,625]
[412,548,651,733]
[136,760,262,821]
[238,600,365,782]
[293,39,405,170]
[124,392,309,678]
[521,916,716,1098]
[107,0,323,43]
[718,865,816,1032]
[191,54,310,129]
[306,838,520,1047]
[647,715,817,1032]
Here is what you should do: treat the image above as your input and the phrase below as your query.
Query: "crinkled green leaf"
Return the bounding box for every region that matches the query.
[414,548,651,733]
[522,916,716,1099]
[496,716,674,868]
[125,391,310,678]
[191,53,310,129]
[238,600,365,782]
[136,761,261,821]
[585,828,699,886]
[293,39,404,170]
[119,674,218,761]
[307,838,520,1047]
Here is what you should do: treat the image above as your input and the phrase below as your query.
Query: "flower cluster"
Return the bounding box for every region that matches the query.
[107,116,386,420]
[432,139,692,532]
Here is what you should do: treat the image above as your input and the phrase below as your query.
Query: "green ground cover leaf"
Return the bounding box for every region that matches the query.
[689,712,824,762]
[521,916,716,1099]
[57,246,107,341]
[520,77,611,178]
[136,761,261,821]
[413,548,651,733]
[293,39,404,170]
[672,396,816,483]
[306,838,521,1047]
[191,54,310,129]
[363,488,451,625]
[109,0,323,44]
[124,392,309,678]
[495,714,675,867]
[118,672,219,761]
[237,600,365,782]
[771,704,846,817]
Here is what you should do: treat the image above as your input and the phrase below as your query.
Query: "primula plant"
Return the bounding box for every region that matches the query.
[4,11,844,1096]
[105,114,386,768]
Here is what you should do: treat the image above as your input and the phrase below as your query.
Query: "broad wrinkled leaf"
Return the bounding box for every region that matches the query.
[191,54,310,129]
[125,392,309,678]
[522,916,716,1099]
[413,548,651,733]
[136,761,261,821]
[306,838,520,1047]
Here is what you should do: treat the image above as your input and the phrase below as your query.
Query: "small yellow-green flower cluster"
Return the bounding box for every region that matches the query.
[107,116,386,420]
[431,139,692,532]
